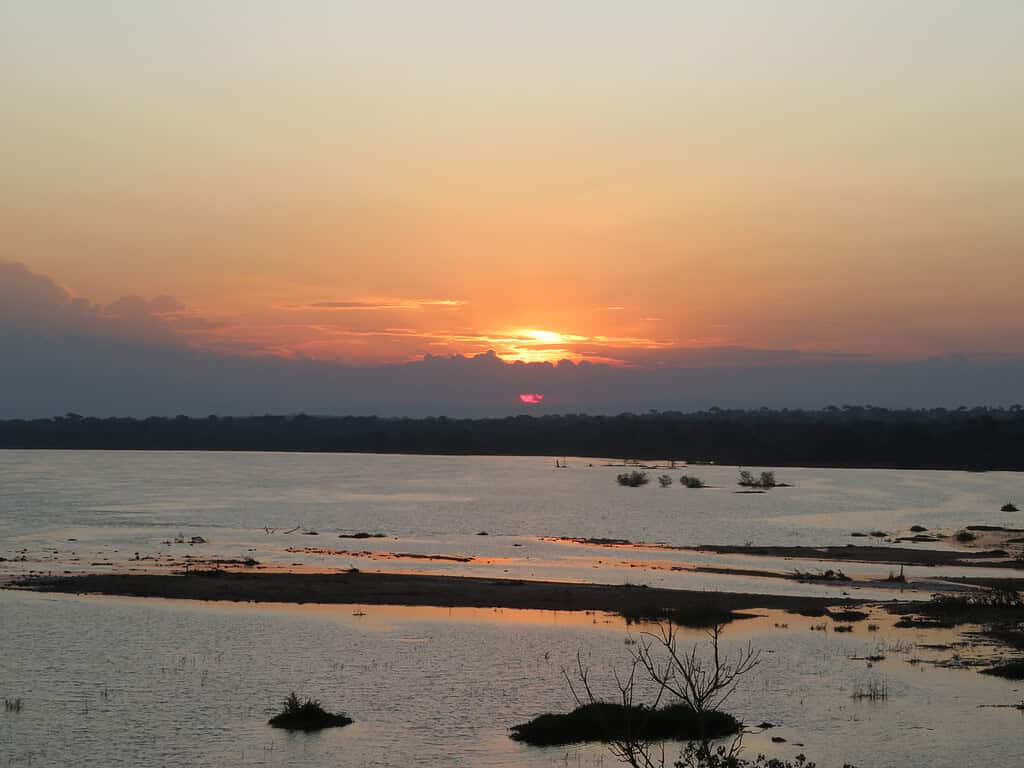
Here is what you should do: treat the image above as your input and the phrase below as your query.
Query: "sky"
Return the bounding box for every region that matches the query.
[2,2,1023,415]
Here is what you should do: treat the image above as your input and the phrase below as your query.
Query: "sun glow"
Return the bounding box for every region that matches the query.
[517,328,567,345]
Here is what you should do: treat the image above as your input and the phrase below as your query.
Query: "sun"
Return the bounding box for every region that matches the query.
[519,329,566,345]
[482,327,598,364]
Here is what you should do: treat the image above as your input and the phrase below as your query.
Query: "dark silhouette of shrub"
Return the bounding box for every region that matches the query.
[268,693,352,731]
[510,702,739,746]
[617,471,649,487]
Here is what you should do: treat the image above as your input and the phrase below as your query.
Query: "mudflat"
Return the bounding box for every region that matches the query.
[10,570,851,616]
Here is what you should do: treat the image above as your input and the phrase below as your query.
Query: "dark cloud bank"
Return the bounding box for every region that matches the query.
[2,261,1021,418]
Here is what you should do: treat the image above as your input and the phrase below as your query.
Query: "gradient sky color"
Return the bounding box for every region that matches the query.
[3,1,1023,366]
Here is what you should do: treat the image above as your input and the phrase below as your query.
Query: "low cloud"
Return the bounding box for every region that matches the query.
[2,261,1022,418]
[294,298,466,311]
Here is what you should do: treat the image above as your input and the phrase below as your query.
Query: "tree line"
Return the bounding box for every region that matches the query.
[0,406,1022,470]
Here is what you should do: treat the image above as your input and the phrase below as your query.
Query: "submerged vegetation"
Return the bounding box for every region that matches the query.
[851,679,889,701]
[4,697,23,713]
[268,693,352,732]
[619,602,742,628]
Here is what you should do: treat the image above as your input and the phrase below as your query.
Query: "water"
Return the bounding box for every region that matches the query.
[2,451,1023,767]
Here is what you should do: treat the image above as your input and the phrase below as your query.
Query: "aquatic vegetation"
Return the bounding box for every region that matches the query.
[3,697,23,713]
[979,660,1024,679]
[677,742,840,768]
[851,679,889,701]
[737,470,780,489]
[828,609,869,622]
[1002,502,1019,512]
[619,603,741,628]
[545,622,759,768]
[509,702,739,746]
[268,692,352,731]
[617,471,650,487]
[792,568,850,582]
[886,566,907,583]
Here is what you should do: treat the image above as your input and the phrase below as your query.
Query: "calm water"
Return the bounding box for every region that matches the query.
[2,451,1023,767]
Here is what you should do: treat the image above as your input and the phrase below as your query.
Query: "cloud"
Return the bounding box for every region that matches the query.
[2,261,1023,418]
[293,298,467,311]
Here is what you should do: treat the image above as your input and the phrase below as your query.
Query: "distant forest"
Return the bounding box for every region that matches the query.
[1,407,1023,470]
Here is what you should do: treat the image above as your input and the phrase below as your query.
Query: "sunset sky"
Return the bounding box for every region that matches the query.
[3,1,1023,388]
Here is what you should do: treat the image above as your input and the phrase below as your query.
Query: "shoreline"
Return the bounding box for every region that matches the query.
[545,537,1024,569]
[0,446,1022,473]
[7,570,858,617]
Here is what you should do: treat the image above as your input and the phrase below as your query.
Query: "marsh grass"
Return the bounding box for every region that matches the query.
[851,680,889,701]
[979,661,1024,680]
[4,697,23,713]
[619,603,741,628]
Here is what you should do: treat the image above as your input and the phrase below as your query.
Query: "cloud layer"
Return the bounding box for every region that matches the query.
[2,261,1022,418]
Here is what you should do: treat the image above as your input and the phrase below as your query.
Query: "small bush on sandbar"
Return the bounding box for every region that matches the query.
[617,471,649,487]
[680,475,706,488]
[738,470,781,489]
[268,692,352,732]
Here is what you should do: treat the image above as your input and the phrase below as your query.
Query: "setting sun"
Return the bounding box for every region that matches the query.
[517,329,567,345]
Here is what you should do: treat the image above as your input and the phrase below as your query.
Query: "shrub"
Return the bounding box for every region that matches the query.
[658,474,674,487]
[509,702,739,746]
[680,475,706,488]
[617,471,649,487]
[955,529,977,543]
[268,692,352,731]
[738,470,779,489]
[1002,502,1019,512]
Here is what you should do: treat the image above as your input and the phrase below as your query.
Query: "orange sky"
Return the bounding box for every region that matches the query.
[3,2,1023,366]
